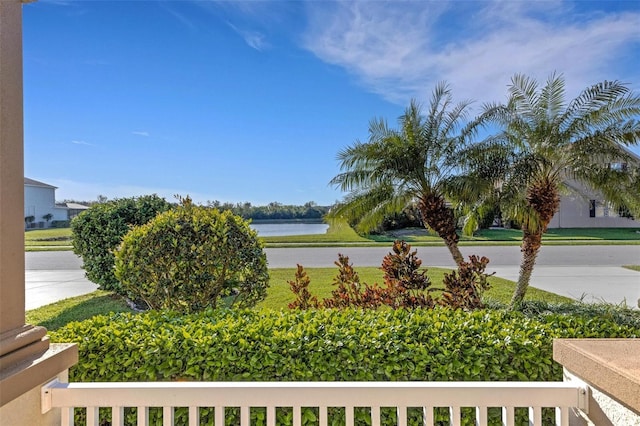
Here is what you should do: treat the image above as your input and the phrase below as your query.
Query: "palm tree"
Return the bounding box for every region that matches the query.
[480,73,640,307]
[329,83,480,265]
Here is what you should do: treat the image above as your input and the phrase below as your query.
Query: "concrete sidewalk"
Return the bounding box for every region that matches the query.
[24,266,639,310]
[488,266,640,307]
[25,270,97,310]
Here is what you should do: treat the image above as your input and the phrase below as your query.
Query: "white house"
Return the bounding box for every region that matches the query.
[24,177,86,228]
[548,151,640,228]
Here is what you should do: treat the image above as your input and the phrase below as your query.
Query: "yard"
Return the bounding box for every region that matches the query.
[25,225,640,251]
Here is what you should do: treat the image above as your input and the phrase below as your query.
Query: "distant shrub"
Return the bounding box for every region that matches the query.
[114,197,269,312]
[71,194,172,294]
[50,220,70,228]
[51,308,638,425]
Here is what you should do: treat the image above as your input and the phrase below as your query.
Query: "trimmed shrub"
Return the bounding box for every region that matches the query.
[52,308,638,383]
[114,197,269,312]
[51,308,638,425]
[71,195,172,294]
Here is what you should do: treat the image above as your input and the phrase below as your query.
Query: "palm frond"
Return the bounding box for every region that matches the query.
[538,72,566,121]
[508,73,541,121]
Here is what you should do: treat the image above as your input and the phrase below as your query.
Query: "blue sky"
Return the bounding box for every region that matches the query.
[23,0,640,205]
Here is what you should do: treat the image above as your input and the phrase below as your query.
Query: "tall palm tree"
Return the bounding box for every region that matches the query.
[329,83,479,265]
[480,73,640,307]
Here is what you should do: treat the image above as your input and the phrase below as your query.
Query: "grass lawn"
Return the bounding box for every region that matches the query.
[370,227,640,244]
[25,227,73,250]
[623,265,640,272]
[24,225,640,251]
[260,267,571,310]
[27,267,572,330]
[25,290,133,331]
[476,227,640,241]
[262,219,370,244]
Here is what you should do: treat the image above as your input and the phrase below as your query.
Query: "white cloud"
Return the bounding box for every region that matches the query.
[159,1,197,31]
[302,1,640,107]
[227,22,269,51]
[132,131,150,137]
[40,0,73,5]
[71,140,94,146]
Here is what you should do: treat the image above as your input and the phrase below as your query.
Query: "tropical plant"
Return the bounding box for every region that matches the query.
[329,83,481,264]
[114,196,269,312]
[289,240,491,311]
[474,73,640,307]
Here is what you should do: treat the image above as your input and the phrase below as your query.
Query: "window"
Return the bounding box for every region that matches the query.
[590,200,624,218]
[608,162,628,171]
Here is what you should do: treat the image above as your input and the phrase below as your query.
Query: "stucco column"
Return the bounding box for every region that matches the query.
[1,0,77,413]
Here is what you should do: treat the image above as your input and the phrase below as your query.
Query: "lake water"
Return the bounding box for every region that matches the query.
[250,222,329,237]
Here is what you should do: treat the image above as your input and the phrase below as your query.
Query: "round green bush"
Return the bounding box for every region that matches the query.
[114,198,269,312]
[71,195,172,293]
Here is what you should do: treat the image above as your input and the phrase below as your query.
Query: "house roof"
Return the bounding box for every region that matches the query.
[24,177,57,189]
[65,203,89,210]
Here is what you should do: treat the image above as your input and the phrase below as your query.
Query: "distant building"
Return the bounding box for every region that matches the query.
[24,178,88,228]
[548,151,640,228]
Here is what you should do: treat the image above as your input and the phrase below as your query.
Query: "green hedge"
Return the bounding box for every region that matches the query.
[52,308,638,384]
[51,308,638,425]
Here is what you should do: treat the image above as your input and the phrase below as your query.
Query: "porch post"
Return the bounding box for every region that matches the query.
[0,1,77,422]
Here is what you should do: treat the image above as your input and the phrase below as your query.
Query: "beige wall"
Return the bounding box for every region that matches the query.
[548,180,640,229]
[549,193,640,229]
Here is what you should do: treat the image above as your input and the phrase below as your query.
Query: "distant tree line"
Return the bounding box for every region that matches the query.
[206,200,330,221]
[61,195,332,222]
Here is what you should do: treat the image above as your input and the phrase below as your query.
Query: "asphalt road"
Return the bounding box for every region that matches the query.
[263,245,640,268]
[25,246,640,310]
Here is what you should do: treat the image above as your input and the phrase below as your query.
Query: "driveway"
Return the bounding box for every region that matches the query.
[25,246,640,310]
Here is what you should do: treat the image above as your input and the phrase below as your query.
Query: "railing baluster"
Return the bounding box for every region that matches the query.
[555,407,569,425]
[319,406,328,426]
[137,406,149,426]
[422,407,433,426]
[240,406,250,426]
[450,406,461,426]
[345,406,354,426]
[112,406,124,426]
[371,406,380,426]
[86,406,99,426]
[215,406,224,426]
[293,406,302,426]
[396,406,406,426]
[528,406,542,426]
[189,406,199,426]
[163,406,174,425]
[266,406,276,426]
[60,406,73,426]
[501,406,515,426]
[475,406,487,426]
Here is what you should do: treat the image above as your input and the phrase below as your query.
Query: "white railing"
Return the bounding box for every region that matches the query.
[42,380,589,426]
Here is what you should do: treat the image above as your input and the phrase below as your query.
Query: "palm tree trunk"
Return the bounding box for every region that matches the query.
[511,177,560,308]
[510,230,542,309]
[419,194,464,265]
[444,238,464,266]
